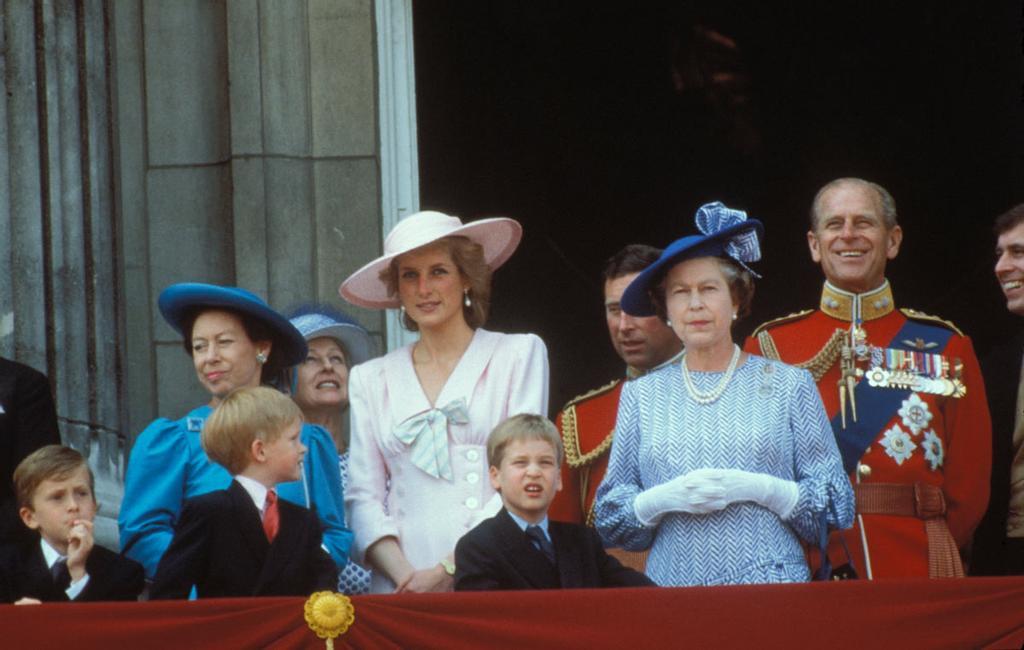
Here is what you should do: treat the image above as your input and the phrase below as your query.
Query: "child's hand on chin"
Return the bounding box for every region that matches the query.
[66,519,95,580]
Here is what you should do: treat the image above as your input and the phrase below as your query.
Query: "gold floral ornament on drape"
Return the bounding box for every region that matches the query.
[304,591,355,649]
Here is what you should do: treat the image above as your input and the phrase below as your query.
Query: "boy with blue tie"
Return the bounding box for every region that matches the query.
[0,445,144,603]
[454,414,654,590]
[151,386,338,598]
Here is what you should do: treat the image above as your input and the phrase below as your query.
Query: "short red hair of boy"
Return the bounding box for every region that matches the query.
[201,386,303,475]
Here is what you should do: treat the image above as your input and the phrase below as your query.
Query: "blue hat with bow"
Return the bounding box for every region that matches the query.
[158,283,308,367]
[621,202,764,317]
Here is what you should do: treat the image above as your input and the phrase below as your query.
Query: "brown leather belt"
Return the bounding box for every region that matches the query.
[853,482,964,578]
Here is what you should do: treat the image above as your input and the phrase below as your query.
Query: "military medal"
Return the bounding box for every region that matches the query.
[863,346,963,398]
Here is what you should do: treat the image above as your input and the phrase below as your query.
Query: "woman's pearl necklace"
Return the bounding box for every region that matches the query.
[681,344,742,405]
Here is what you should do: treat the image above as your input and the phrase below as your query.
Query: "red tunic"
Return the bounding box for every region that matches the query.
[744,284,991,578]
[550,380,648,572]
[550,380,623,525]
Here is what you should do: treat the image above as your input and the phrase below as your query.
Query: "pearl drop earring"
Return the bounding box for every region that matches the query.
[464,289,472,308]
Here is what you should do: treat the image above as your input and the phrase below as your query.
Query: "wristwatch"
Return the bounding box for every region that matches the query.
[439,558,456,576]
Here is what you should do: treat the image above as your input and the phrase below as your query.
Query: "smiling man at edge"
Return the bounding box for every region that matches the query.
[971,202,1024,576]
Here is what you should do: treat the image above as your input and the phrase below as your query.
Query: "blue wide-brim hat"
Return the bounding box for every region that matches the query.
[289,310,376,367]
[621,202,764,317]
[158,283,308,367]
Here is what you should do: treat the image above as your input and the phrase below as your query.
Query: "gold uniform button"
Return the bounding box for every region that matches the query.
[858,463,872,478]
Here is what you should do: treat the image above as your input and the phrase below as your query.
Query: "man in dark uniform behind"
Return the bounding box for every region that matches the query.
[549,245,682,570]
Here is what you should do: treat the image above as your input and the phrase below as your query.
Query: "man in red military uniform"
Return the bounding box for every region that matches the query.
[549,245,682,570]
[744,178,991,578]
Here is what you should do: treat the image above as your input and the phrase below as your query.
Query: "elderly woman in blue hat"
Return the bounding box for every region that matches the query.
[118,284,352,580]
[288,306,376,594]
[593,203,854,586]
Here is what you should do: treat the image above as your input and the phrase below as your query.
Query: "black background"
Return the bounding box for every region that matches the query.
[414,1,1023,414]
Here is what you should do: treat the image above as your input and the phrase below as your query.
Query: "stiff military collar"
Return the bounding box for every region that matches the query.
[820,280,895,322]
[626,348,685,379]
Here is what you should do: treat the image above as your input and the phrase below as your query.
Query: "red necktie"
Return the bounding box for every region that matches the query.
[263,490,280,543]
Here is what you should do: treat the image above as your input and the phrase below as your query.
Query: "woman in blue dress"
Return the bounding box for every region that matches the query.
[288,307,377,594]
[118,284,352,580]
[593,203,854,586]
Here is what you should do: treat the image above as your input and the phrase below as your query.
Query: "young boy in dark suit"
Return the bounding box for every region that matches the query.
[455,414,654,591]
[0,445,144,603]
[151,386,338,598]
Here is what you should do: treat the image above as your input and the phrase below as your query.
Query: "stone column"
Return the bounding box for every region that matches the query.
[226,0,384,334]
[0,0,125,546]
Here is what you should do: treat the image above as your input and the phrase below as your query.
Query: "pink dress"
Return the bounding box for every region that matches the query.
[346,329,549,592]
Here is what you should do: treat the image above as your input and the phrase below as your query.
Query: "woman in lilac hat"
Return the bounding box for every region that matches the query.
[288,305,377,594]
[288,306,376,455]
[118,284,352,582]
[340,210,550,593]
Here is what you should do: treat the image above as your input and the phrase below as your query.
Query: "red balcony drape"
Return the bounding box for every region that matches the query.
[2,577,1022,649]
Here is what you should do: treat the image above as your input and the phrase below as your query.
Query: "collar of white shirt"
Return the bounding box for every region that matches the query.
[234,474,271,515]
[505,510,551,542]
[39,537,65,570]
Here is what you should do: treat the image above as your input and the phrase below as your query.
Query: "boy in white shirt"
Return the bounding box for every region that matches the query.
[151,386,337,598]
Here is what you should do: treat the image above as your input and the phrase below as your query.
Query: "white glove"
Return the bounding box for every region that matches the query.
[633,468,732,526]
[714,468,799,519]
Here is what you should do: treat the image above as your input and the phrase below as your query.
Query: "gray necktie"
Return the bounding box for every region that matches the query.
[525,525,555,564]
[51,557,71,590]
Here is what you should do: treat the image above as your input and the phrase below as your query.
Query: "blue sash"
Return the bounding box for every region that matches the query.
[832,319,954,472]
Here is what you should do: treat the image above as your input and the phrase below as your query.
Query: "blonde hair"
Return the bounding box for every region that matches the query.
[487,414,563,468]
[378,236,493,331]
[202,386,303,475]
[14,445,94,509]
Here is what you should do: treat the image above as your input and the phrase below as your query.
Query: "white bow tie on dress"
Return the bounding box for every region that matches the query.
[393,397,470,481]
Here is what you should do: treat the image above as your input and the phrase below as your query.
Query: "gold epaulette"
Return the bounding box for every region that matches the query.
[750,309,814,338]
[560,378,621,410]
[559,379,620,470]
[900,308,964,336]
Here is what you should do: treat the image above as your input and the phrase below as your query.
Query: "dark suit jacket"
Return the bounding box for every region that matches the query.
[150,480,338,598]
[0,538,143,602]
[0,358,61,546]
[972,332,1024,575]
[454,508,654,591]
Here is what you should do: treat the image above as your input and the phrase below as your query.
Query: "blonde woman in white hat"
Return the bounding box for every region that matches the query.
[340,211,550,593]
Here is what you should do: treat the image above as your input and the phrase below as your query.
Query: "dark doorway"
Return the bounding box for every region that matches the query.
[414,2,1023,414]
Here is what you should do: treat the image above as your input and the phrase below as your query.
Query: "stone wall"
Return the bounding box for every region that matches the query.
[0,0,391,549]
[0,0,124,546]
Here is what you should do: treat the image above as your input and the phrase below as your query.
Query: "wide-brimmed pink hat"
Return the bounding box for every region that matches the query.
[339,210,522,309]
